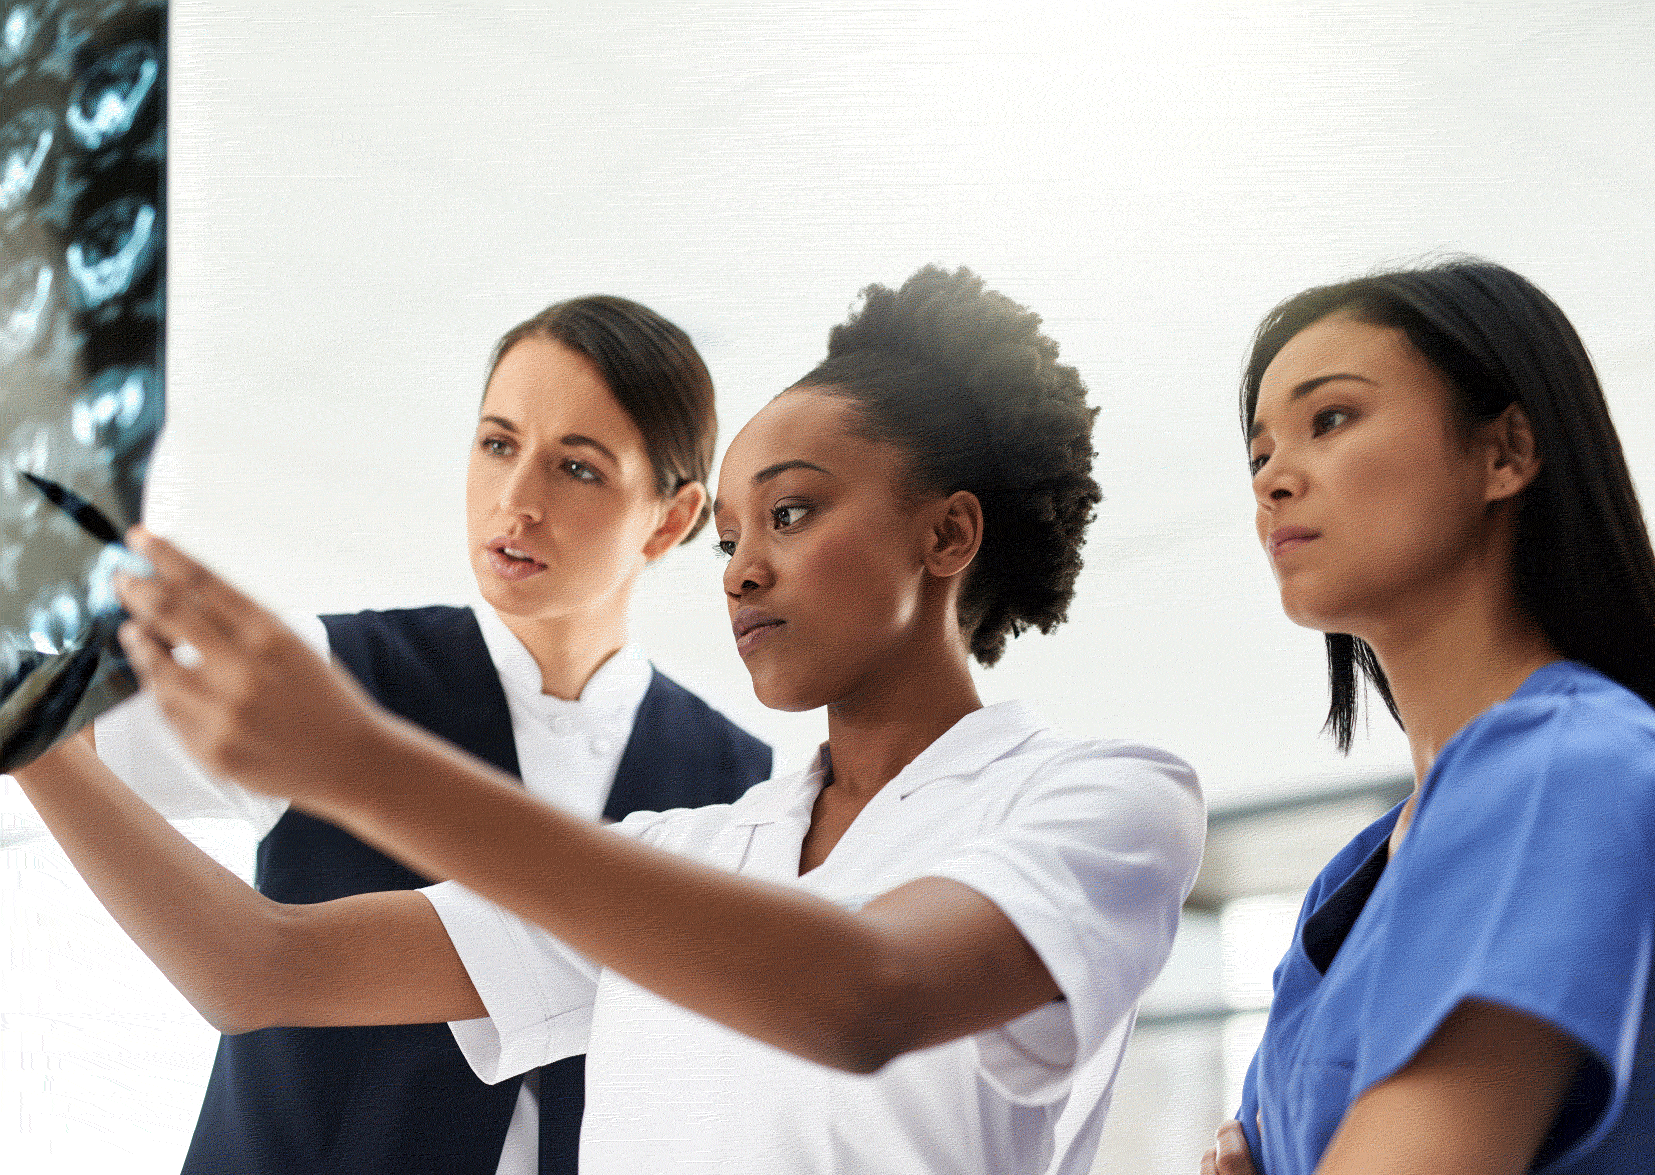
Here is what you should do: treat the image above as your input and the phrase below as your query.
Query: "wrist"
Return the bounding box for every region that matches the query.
[290,707,426,823]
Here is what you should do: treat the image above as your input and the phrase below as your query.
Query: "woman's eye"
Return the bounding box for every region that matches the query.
[1248,452,1269,476]
[713,538,736,558]
[771,503,809,529]
[481,437,512,457]
[564,459,600,483]
[1311,407,1351,436]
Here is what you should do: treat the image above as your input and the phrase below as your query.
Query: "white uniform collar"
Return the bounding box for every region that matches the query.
[889,700,1044,797]
[471,603,653,732]
[734,700,1044,825]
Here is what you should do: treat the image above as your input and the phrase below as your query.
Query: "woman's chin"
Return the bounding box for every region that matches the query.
[1277,583,1346,634]
[476,578,529,617]
[474,569,567,620]
[1281,598,1365,639]
[749,679,822,714]
[744,664,829,714]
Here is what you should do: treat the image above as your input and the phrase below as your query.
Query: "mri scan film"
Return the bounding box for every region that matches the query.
[0,0,164,771]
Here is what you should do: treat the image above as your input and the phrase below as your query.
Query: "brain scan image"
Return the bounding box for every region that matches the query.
[0,0,164,771]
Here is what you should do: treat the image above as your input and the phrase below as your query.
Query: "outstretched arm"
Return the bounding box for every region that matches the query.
[114,529,1067,1074]
[12,732,485,1033]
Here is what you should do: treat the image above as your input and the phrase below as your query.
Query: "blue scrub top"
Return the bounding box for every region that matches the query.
[1238,661,1655,1174]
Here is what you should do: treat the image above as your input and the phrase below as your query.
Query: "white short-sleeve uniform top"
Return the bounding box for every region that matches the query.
[424,701,1205,1175]
[93,605,655,1175]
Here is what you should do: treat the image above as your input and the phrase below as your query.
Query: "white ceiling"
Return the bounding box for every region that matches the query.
[156,0,1655,804]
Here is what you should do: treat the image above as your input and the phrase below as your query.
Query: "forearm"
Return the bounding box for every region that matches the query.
[12,735,297,1033]
[309,718,1041,1072]
[1313,999,1582,1175]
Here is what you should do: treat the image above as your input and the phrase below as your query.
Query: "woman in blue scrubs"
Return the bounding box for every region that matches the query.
[1205,259,1655,1174]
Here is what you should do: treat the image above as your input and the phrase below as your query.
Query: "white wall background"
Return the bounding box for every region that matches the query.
[4,1,1653,1170]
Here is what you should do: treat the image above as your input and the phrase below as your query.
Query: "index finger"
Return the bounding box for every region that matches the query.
[117,526,260,656]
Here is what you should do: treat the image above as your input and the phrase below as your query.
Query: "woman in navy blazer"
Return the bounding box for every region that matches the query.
[87,295,770,1175]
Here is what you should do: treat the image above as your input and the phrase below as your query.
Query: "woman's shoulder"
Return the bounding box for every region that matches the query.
[1424,660,1655,854]
[985,715,1206,867]
[316,604,483,669]
[1446,661,1655,788]
[635,670,770,750]
[319,603,477,632]
[1008,720,1201,806]
[1503,658,1655,720]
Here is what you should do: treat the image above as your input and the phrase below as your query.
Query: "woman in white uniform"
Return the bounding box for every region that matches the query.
[17,265,1206,1174]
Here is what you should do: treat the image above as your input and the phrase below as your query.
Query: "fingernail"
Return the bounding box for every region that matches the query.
[117,548,155,578]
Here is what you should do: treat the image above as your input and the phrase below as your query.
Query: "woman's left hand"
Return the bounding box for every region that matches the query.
[1201,1120,1257,1175]
[115,526,392,801]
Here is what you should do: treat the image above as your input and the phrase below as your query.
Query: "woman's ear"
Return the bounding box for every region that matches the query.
[642,481,708,560]
[924,490,983,579]
[1482,403,1542,504]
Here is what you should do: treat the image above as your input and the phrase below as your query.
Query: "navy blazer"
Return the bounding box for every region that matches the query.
[180,606,770,1175]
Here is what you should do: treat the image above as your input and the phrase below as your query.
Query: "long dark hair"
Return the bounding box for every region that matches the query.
[1240,258,1655,750]
[489,296,717,541]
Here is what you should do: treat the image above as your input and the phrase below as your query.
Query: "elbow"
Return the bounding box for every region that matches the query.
[807,950,926,1076]
[823,1041,902,1077]
[800,1026,900,1076]
[206,1006,274,1037]
[190,902,306,1035]
[190,979,282,1036]
[813,1006,914,1076]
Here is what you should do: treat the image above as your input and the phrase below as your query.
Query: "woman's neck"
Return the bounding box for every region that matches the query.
[820,633,983,803]
[797,638,981,876]
[1361,578,1559,849]
[494,605,630,701]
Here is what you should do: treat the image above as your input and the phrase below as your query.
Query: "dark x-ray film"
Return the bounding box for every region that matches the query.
[0,0,164,772]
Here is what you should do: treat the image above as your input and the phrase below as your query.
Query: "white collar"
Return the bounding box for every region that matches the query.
[887,700,1044,797]
[732,701,1044,825]
[471,603,653,730]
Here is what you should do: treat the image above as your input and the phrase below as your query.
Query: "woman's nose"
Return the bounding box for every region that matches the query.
[722,540,771,598]
[1253,451,1302,507]
[497,462,545,524]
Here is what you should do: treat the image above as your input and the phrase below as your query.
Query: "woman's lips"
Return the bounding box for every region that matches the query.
[484,540,547,581]
[731,608,785,657]
[735,621,783,657]
[1267,526,1320,560]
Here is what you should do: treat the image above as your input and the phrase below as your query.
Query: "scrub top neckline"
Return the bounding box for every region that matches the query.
[1301,833,1391,974]
[1297,660,1576,976]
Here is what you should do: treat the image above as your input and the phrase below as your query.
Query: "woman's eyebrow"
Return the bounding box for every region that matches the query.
[712,460,832,515]
[477,416,619,465]
[1248,374,1376,440]
[753,459,831,485]
[561,434,620,465]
